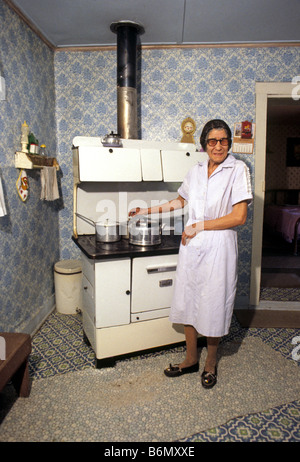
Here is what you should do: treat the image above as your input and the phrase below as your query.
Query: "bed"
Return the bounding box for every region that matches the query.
[264,190,300,255]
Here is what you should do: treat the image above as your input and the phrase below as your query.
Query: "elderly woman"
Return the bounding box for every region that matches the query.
[130,119,252,389]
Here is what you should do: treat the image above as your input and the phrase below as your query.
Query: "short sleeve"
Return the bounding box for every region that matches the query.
[232,162,253,206]
[177,166,194,201]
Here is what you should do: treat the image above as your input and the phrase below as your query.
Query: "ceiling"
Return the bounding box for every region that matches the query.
[5,0,300,124]
[6,0,300,49]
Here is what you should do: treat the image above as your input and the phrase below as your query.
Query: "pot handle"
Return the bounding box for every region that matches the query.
[75,212,96,226]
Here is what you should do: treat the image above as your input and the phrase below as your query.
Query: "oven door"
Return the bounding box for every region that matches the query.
[131,255,177,320]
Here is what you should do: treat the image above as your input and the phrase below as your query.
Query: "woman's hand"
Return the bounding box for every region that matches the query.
[128,207,148,217]
[129,195,185,218]
[181,222,203,245]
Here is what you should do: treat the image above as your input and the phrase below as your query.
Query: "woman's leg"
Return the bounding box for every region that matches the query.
[179,325,198,368]
[164,325,199,377]
[204,337,220,373]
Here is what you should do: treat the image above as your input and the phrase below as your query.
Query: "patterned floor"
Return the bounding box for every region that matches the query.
[260,287,300,301]
[26,310,300,442]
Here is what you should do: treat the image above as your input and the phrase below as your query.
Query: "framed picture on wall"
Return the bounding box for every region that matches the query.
[286,137,300,166]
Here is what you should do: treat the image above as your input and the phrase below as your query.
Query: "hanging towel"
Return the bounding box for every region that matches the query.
[0,176,7,216]
[16,169,29,202]
[40,166,59,201]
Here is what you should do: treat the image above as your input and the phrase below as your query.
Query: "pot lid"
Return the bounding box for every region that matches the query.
[101,131,123,147]
[133,218,159,228]
[96,219,119,227]
[54,259,82,274]
[103,131,121,139]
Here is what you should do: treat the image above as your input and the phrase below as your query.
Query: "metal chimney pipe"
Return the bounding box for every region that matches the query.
[110,20,144,139]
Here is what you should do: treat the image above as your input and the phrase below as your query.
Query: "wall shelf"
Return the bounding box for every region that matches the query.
[15,151,59,170]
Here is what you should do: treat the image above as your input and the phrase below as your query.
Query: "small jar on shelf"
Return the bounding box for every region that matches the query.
[40,144,47,156]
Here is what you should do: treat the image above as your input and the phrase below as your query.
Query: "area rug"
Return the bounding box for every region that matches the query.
[0,338,299,442]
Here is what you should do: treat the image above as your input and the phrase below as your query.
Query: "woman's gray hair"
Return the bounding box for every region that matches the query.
[200,119,232,151]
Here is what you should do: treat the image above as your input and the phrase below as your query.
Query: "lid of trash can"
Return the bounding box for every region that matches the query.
[54,259,82,274]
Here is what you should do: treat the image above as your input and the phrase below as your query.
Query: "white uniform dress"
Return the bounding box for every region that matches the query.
[169,154,252,337]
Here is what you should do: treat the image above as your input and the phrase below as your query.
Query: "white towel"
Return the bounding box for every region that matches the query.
[40,166,59,201]
[0,176,7,216]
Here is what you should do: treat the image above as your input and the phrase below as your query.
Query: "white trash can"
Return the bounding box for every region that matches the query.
[54,260,83,314]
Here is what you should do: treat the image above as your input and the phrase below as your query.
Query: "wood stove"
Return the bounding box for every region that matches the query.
[72,136,207,366]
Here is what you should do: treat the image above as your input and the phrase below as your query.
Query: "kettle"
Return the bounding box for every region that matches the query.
[101,131,123,147]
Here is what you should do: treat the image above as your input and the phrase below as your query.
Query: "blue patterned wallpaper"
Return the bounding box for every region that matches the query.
[54,45,300,301]
[0,1,59,333]
[1,0,300,333]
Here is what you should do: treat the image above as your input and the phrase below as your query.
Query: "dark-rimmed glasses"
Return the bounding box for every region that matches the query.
[207,138,229,147]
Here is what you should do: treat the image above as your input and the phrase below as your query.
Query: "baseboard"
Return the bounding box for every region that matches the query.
[21,294,56,336]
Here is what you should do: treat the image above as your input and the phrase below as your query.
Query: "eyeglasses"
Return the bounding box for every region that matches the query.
[207,138,229,147]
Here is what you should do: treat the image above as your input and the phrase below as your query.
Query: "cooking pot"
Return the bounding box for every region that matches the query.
[120,219,130,240]
[101,131,123,147]
[76,213,121,243]
[120,216,140,240]
[128,217,163,246]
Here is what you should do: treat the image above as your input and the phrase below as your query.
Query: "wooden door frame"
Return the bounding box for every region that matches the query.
[250,81,297,306]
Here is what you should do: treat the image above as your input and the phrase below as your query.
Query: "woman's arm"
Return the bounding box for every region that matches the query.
[129,195,186,217]
[182,201,248,245]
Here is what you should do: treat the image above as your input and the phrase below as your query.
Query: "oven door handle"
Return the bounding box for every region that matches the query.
[146,265,177,274]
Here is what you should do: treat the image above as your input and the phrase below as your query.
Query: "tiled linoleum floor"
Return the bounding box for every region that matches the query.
[22,311,300,442]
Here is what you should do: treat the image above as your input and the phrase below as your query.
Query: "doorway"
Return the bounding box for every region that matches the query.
[250,82,300,309]
[260,97,300,300]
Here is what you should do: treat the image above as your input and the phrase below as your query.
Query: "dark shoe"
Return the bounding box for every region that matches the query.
[201,367,217,389]
[164,362,199,378]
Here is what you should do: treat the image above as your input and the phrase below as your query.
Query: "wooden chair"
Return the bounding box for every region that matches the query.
[0,333,32,397]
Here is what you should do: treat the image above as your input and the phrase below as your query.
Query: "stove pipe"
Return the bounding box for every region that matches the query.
[110,20,145,139]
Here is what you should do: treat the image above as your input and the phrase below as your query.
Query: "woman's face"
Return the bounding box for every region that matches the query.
[206,129,229,166]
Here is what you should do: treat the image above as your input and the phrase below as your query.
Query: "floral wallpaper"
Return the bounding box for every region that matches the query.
[1,0,300,332]
[0,1,58,333]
